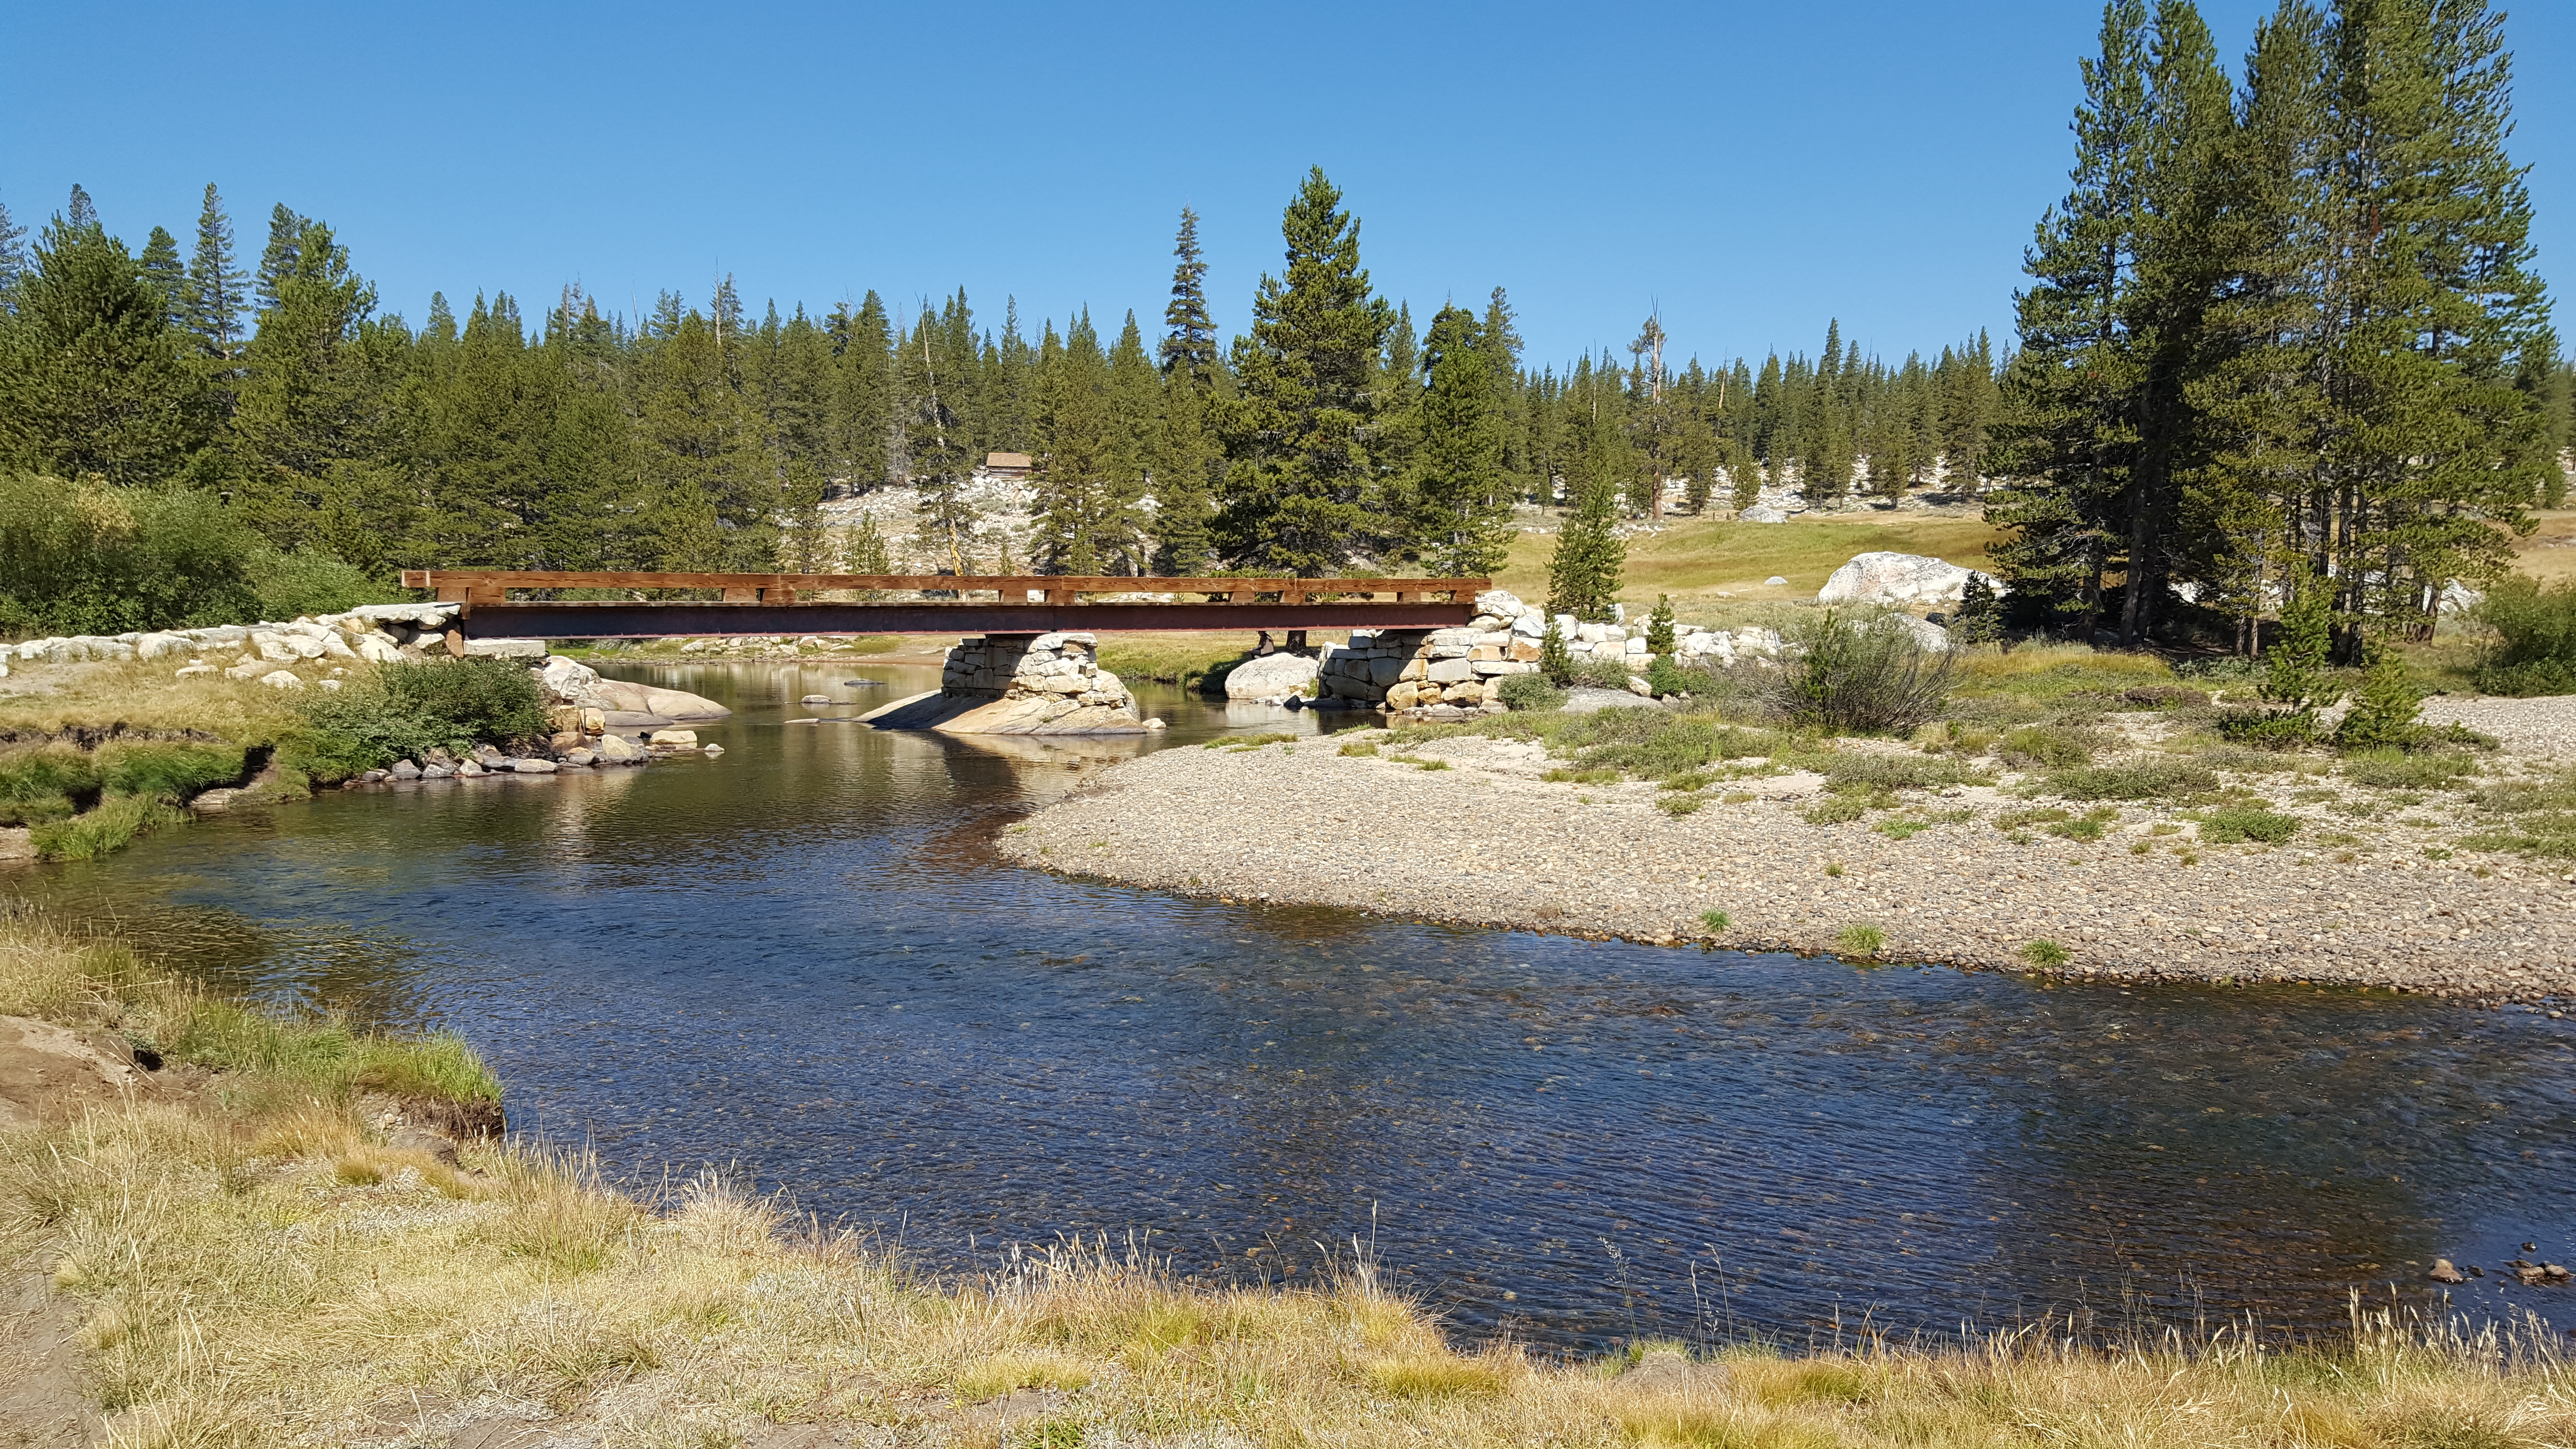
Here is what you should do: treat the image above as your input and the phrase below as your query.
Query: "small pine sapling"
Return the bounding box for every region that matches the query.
[1953,573,2001,644]
[1646,594,1676,656]
[2335,637,2424,750]
[1539,616,1574,685]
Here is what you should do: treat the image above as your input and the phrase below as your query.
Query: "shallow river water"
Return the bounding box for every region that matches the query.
[20,660,2576,1351]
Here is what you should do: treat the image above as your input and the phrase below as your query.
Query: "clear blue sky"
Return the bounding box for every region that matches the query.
[5,0,2569,370]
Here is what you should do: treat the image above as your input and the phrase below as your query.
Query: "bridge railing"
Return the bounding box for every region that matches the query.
[399,571,1491,606]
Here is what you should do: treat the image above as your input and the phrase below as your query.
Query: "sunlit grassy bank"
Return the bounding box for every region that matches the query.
[3,919,2572,1446]
[1496,511,2007,613]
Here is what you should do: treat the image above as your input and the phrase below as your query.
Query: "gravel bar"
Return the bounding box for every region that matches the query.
[998,729,2576,999]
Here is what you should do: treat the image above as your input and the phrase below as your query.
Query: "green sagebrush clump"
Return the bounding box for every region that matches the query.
[1997,723,2100,769]
[2458,773,2576,857]
[1815,750,1989,791]
[2342,749,2478,790]
[292,659,547,781]
[2196,806,2301,845]
[1768,611,1958,735]
[1574,653,1638,690]
[1562,711,1782,783]
[1495,673,1566,711]
[2474,577,2576,696]
[2043,758,2221,801]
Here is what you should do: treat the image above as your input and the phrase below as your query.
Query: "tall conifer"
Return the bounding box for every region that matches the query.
[1213,168,1395,576]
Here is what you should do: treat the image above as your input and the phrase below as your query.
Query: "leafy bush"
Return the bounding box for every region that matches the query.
[293,659,547,778]
[2020,939,2070,967]
[1998,724,2099,769]
[1767,612,1958,735]
[246,547,393,620]
[94,740,246,799]
[1644,655,1694,697]
[2475,576,2576,696]
[2197,806,2301,844]
[2043,759,2220,801]
[1496,673,1566,711]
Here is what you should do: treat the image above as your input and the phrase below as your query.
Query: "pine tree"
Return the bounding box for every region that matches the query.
[898,301,976,571]
[64,185,97,230]
[1646,593,1676,655]
[826,290,893,493]
[137,226,187,331]
[253,203,306,314]
[1546,398,1626,621]
[1990,0,2153,635]
[0,213,206,483]
[1213,168,1396,576]
[1410,304,1511,576]
[2334,634,2423,747]
[1036,308,1115,574]
[0,199,26,314]
[844,512,892,575]
[182,185,249,370]
[1539,615,1573,684]
[1153,210,1221,575]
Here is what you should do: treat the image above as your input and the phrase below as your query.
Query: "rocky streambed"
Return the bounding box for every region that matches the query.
[998,723,2576,1000]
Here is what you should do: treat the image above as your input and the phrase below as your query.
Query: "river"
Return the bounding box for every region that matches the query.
[18,658,2576,1352]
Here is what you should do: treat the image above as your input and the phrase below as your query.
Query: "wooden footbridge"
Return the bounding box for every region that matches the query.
[398,571,1492,638]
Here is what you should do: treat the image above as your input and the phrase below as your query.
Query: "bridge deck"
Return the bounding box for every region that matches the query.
[399,571,1491,638]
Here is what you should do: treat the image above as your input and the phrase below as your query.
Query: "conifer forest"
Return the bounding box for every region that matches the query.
[0,0,2569,657]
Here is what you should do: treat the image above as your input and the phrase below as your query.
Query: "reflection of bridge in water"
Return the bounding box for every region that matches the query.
[401,571,1489,639]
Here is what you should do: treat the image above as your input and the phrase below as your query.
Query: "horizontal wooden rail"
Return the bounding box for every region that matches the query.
[401,570,1490,606]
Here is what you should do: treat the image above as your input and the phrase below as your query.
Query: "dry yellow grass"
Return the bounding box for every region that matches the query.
[1498,511,2006,613]
[2510,508,2576,585]
[3,919,2574,1446]
[0,655,306,741]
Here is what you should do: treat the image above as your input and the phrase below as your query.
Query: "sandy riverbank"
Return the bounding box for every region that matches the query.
[998,703,2576,999]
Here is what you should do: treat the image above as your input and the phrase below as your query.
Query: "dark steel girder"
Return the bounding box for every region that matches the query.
[455,601,1477,639]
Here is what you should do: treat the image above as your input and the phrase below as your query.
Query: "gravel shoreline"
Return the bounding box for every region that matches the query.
[997,716,2576,1000]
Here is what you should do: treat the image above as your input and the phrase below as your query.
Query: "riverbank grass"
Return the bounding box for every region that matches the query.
[3,919,2574,1442]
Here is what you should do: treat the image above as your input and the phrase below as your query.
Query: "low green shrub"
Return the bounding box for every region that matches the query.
[2474,577,2576,696]
[1817,751,1987,791]
[1803,794,1870,824]
[293,658,549,780]
[1767,612,1959,735]
[1574,655,1638,690]
[1496,673,1567,711]
[1644,655,1694,698]
[1655,792,1705,817]
[2342,750,2477,790]
[1997,724,2100,769]
[2044,759,2221,802]
[2197,807,2301,844]
[1700,909,1731,931]
[2217,708,2319,749]
[1564,712,1780,782]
